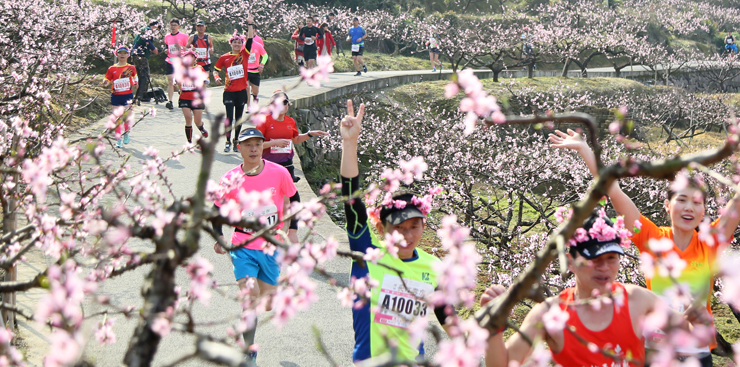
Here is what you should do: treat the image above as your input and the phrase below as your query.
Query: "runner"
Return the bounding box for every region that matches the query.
[187,21,214,80]
[482,213,710,367]
[317,22,336,57]
[339,100,452,362]
[347,17,367,76]
[291,20,306,67]
[246,36,268,105]
[257,91,328,182]
[163,19,189,110]
[176,50,209,146]
[212,126,300,363]
[213,22,255,153]
[252,24,264,48]
[131,23,159,104]
[425,27,441,72]
[102,46,138,148]
[549,129,740,366]
[725,31,737,55]
[298,16,322,69]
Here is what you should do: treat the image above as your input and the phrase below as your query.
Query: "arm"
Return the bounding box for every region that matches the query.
[149,39,159,55]
[187,35,194,47]
[549,129,641,233]
[262,139,290,148]
[340,100,367,235]
[715,190,740,249]
[284,194,299,244]
[291,30,300,40]
[293,130,329,144]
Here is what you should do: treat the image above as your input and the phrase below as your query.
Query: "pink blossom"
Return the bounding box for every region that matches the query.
[434,338,479,367]
[588,216,617,242]
[185,255,214,306]
[94,318,116,345]
[45,330,82,367]
[151,316,172,337]
[384,231,406,257]
[573,228,589,243]
[648,238,674,254]
[444,82,459,98]
[640,252,656,279]
[657,252,687,279]
[541,303,569,334]
[336,287,355,308]
[671,171,689,193]
[363,247,383,264]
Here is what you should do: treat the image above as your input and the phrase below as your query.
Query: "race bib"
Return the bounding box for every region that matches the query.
[168,44,179,54]
[305,38,314,45]
[227,64,244,80]
[374,274,434,329]
[195,47,207,59]
[181,82,196,91]
[351,44,360,52]
[240,204,279,232]
[248,53,257,63]
[113,78,131,92]
[270,141,292,154]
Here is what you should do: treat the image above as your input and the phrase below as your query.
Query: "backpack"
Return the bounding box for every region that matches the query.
[191,34,210,48]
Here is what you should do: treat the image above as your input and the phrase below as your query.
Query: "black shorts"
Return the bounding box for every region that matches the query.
[351,46,364,56]
[197,63,211,72]
[247,72,261,86]
[165,62,174,75]
[223,89,248,106]
[431,48,441,54]
[303,46,317,60]
[178,98,204,110]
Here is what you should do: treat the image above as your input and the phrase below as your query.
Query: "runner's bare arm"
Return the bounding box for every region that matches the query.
[340,100,365,178]
[549,129,640,233]
[293,130,328,144]
[262,139,290,148]
[717,189,740,245]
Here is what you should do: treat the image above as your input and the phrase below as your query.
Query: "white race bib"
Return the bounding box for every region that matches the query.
[248,53,257,63]
[168,44,179,54]
[113,78,131,92]
[227,64,244,80]
[374,274,434,329]
[240,204,279,232]
[351,44,360,52]
[181,82,196,91]
[305,38,314,46]
[270,141,292,154]
[195,47,207,59]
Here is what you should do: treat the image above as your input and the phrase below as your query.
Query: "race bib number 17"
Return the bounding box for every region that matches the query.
[374,274,434,329]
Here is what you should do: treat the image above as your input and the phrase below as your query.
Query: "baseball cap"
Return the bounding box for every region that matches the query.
[116,46,130,53]
[569,214,625,260]
[196,20,205,26]
[238,128,265,142]
[379,193,426,225]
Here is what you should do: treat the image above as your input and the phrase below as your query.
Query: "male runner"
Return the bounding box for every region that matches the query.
[102,46,138,148]
[163,19,189,110]
[298,16,322,69]
[482,214,710,367]
[246,37,268,104]
[252,24,264,48]
[187,21,214,79]
[347,17,367,76]
[131,23,159,104]
[340,100,451,362]
[213,127,300,363]
[214,21,254,153]
[725,31,737,55]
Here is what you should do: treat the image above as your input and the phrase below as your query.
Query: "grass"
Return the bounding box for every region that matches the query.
[331,51,433,73]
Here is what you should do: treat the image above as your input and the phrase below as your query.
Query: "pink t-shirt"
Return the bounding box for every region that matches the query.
[254,35,264,48]
[164,32,189,64]
[215,161,297,251]
[247,42,267,72]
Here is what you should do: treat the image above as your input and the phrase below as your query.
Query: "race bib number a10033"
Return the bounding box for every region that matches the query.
[374,274,434,329]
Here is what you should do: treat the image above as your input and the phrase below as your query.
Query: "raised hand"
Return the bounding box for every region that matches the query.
[548,129,587,151]
[480,284,506,307]
[340,99,365,142]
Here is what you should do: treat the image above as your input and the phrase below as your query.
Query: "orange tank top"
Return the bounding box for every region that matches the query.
[552,282,645,367]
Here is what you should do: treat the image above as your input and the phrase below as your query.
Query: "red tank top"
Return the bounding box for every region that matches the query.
[552,282,645,367]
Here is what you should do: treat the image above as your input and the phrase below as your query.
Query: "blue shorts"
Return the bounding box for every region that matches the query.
[111,93,133,106]
[230,247,280,285]
[726,44,738,53]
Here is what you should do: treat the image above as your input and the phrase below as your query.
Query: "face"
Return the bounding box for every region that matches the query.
[306,17,313,25]
[117,51,129,62]
[353,20,359,27]
[196,24,205,33]
[239,138,263,164]
[230,39,243,52]
[329,15,335,21]
[170,22,179,33]
[568,252,620,295]
[376,217,425,259]
[665,187,705,232]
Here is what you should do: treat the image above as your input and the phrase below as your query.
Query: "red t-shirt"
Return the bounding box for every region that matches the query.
[104,64,138,95]
[191,35,212,66]
[257,115,299,164]
[214,48,251,92]
[179,65,206,100]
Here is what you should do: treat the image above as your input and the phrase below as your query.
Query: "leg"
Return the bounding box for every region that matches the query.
[224,103,235,142]
[250,83,259,104]
[182,107,193,143]
[193,109,203,128]
[167,74,175,102]
[233,103,245,143]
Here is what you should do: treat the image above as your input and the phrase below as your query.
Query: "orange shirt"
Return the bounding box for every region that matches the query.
[214,48,251,92]
[257,115,299,163]
[630,214,720,350]
[104,64,138,95]
[552,282,645,367]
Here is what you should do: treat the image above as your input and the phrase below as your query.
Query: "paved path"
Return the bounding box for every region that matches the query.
[19,69,450,367]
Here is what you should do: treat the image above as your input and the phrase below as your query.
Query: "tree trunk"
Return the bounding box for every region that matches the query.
[561,58,571,77]
[528,60,534,79]
[493,69,500,82]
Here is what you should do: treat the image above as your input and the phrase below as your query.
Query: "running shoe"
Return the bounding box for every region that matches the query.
[432,68,436,72]
[224,141,231,152]
[166,101,173,110]
[354,71,361,76]
[200,128,209,138]
[123,132,130,144]
[245,352,257,364]
[363,64,367,73]
[233,140,239,152]
[253,96,259,104]
[116,139,123,148]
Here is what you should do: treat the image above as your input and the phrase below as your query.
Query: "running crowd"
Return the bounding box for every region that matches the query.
[101,16,736,367]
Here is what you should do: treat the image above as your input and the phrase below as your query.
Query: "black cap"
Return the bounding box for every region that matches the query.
[379,193,426,225]
[196,21,205,26]
[237,128,265,142]
[570,215,625,260]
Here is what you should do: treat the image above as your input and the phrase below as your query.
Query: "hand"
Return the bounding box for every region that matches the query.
[340,99,365,142]
[258,64,264,73]
[214,77,222,85]
[246,15,254,24]
[548,129,588,152]
[346,36,351,42]
[274,139,290,148]
[308,130,329,137]
[214,241,227,254]
[480,284,506,307]
[683,301,711,326]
